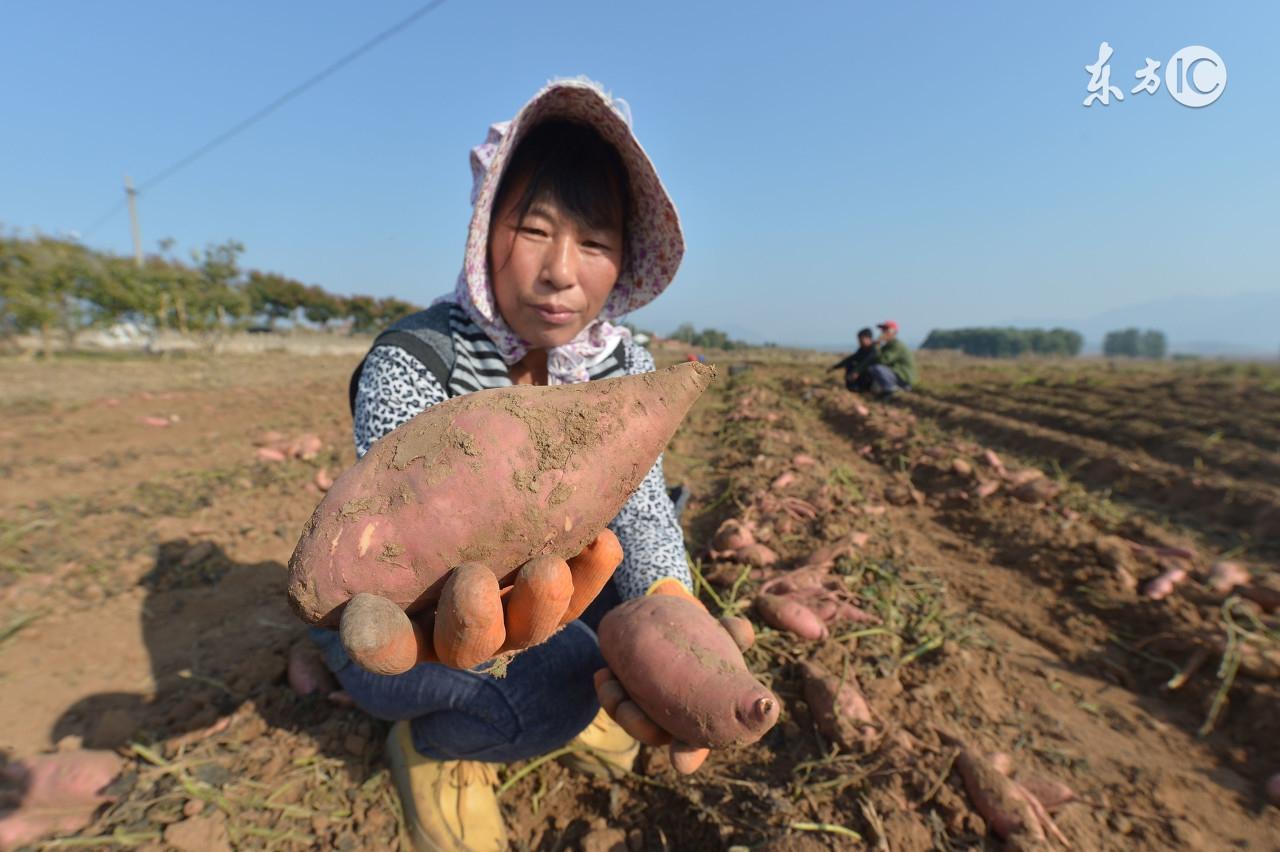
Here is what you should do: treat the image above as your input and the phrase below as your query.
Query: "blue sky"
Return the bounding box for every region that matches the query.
[4,1,1277,348]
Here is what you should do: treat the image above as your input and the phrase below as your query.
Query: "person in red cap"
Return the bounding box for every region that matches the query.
[865,320,916,396]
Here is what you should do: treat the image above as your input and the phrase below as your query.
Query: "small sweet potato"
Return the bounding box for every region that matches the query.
[771,470,797,490]
[1017,773,1076,811]
[955,749,1046,845]
[755,593,827,640]
[981,449,1006,476]
[256,447,287,463]
[800,661,877,751]
[1144,567,1187,600]
[954,746,1070,846]
[289,433,323,460]
[734,543,778,568]
[759,569,879,633]
[1205,560,1250,594]
[598,595,779,748]
[710,519,755,554]
[972,479,1001,499]
[288,362,715,625]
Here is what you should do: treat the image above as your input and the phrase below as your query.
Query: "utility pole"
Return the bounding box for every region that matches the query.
[124,174,143,267]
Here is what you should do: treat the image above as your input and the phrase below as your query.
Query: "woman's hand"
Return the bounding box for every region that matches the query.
[337,529,623,674]
[593,580,756,774]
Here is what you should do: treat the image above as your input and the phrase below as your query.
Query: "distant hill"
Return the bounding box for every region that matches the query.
[1016,291,1280,357]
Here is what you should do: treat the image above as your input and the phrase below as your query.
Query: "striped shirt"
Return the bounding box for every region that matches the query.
[352,303,692,601]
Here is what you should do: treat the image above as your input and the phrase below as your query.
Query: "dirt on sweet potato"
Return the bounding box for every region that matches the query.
[598,595,779,749]
[288,362,715,625]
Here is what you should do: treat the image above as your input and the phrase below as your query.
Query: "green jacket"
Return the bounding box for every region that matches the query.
[874,339,917,387]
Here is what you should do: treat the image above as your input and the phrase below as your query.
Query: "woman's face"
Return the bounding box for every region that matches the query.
[488,177,624,349]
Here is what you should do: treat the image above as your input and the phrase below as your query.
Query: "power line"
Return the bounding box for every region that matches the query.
[83,0,449,238]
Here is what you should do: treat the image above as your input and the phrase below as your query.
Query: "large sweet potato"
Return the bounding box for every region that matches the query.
[598,595,779,748]
[289,362,715,626]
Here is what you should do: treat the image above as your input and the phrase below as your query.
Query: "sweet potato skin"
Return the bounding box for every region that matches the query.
[755,594,827,640]
[288,363,714,625]
[955,749,1045,844]
[800,661,877,751]
[598,595,779,748]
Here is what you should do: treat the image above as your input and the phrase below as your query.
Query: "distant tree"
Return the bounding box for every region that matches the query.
[665,323,742,349]
[374,296,420,327]
[0,231,425,346]
[245,271,308,328]
[301,285,343,327]
[920,327,1083,358]
[195,240,244,291]
[670,322,697,343]
[695,328,731,350]
[1103,328,1142,357]
[1139,329,1167,359]
[345,295,380,334]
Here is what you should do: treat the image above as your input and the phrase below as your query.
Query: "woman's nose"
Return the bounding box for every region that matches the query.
[541,236,577,290]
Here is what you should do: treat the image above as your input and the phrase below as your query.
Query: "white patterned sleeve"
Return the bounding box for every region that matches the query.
[607,343,695,600]
[353,346,449,458]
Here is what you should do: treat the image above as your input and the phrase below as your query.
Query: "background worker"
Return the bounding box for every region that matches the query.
[829,327,878,392]
[865,320,916,397]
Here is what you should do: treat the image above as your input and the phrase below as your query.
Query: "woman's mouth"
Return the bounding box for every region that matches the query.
[532,304,576,325]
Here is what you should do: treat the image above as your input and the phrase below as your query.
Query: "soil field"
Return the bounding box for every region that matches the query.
[1,349,1278,850]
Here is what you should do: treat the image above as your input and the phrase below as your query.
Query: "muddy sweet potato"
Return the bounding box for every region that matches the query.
[955,746,1069,847]
[955,749,1046,845]
[1204,560,1249,594]
[1144,567,1187,600]
[288,363,715,625]
[800,661,877,751]
[733,542,779,568]
[598,595,779,748]
[710,519,755,555]
[755,593,827,640]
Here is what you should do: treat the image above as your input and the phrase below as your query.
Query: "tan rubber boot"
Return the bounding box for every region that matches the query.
[384,721,507,852]
[561,708,640,779]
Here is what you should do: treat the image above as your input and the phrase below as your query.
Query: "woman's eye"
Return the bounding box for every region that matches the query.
[519,226,548,237]
[582,239,610,250]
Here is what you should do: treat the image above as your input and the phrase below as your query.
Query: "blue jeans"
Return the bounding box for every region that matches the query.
[311,582,622,763]
[866,364,908,395]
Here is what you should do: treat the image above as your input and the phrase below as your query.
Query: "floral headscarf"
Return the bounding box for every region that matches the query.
[444,77,684,384]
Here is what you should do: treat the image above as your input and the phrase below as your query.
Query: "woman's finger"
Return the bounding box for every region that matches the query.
[561,529,624,624]
[339,593,427,675]
[613,700,673,747]
[718,615,755,651]
[595,674,627,716]
[433,563,506,669]
[502,556,573,651]
[670,742,710,774]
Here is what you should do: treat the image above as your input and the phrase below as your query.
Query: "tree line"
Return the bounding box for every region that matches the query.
[920,327,1084,358]
[1102,328,1167,359]
[667,323,744,350]
[0,232,421,347]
